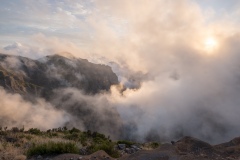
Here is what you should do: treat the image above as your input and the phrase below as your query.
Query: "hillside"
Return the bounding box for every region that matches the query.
[0,53,122,138]
[0,53,118,97]
[1,128,240,160]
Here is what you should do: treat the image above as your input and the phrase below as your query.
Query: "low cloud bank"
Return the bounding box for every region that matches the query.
[1,0,240,144]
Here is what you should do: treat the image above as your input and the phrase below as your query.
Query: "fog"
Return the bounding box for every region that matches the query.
[1,0,240,144]
[0,88,69,130]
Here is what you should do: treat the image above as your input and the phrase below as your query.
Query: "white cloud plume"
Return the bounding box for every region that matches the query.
[1,0,240,144]
[0,88,69,130]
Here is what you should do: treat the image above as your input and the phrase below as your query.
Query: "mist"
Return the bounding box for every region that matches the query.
[1,0,240,144]
[0,87,69,130]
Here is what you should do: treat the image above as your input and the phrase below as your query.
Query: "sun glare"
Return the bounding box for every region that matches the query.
[204,37,218,53]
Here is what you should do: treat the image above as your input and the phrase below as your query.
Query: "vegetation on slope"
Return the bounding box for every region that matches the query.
[0,126,150,159]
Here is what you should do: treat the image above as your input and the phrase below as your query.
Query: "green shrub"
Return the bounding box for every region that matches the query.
[92,132,106,139]
[150,142,160,149]
[25,135,32,140]
[69,127,80,134]
[46,132,58,138]
[0,131,7,136]
[27,141,79,157]
[117,140,134,147]
[93,137,105,143]
[11,127,20,132]
[88,142,120,158]
[80,135,87,146]
[64,132,80,141]
[28,128,41,135]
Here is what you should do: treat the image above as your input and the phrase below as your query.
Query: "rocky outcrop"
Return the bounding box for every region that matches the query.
[119,136,240,160]
[0,53,119,97]
[214,137,240,158]
[175,136,215,155]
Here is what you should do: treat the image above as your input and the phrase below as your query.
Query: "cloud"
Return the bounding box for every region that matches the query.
[82,0,240,143]
[1,0,240,144]
[1,41,52,59]
[0,55,22,70]
[50,88,123,140]
[0,88,69,130]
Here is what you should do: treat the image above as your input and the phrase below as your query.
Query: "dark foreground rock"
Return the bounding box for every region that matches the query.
[120,136,240,160]
[28,150,116,160]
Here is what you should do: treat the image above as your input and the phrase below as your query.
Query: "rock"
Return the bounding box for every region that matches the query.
[175,136,214,153]
[125,147,136,154]
[118,144,126,150]
[130,145,140,151]
[0,53,119,96]
[37,155,43,159]
[80,148,87,155]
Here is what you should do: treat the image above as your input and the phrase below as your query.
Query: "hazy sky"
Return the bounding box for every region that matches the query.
[196,0,238,11]
[0,0,239,48]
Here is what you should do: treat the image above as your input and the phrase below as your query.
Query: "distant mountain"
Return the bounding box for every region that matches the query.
[0,53,121,135]
[0,53,119,98]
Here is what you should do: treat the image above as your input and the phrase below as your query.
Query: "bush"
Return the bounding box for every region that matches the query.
[27,141,79,157]
[69,127,80,134]
[88,142,120,158]
[25,135,32,140]
[150,142,160,149]
[12,127,19,132]
[92,132,106,139]
[28,128,41,135]
[117,140,134,147]
[64,132,80,141]
[80,135,87,146]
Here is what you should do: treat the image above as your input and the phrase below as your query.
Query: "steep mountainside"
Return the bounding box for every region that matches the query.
[0,53,119,97]
[0,53,121,136]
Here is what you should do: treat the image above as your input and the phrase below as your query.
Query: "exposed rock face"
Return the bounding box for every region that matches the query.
[0,54,41,95]
[0,53,119,97]
[0,53,121,135]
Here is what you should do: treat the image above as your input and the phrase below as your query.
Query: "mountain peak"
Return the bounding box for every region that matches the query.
[3,42,22,50]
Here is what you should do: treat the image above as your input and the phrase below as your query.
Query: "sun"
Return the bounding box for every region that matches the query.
[204,37,218,53]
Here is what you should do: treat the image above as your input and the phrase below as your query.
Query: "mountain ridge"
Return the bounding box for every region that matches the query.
[0,53,119,97]
[0,53,122,137]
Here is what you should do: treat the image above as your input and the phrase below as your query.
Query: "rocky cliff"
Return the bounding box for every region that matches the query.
[0,53,121,136]
[0,53,119,97]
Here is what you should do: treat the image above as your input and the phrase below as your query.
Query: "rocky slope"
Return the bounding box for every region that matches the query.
[1,121,240,159]
[25,135,240,160]
[119,136,240,160]
[0,53,118,97]
[0,53,121,136]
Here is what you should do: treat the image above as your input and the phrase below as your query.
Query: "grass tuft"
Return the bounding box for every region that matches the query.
[27,141,79,157]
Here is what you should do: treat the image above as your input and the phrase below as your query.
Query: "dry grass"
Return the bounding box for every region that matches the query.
[13,155,27,160]
[0,128,118,159]
[0,131,80,159]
